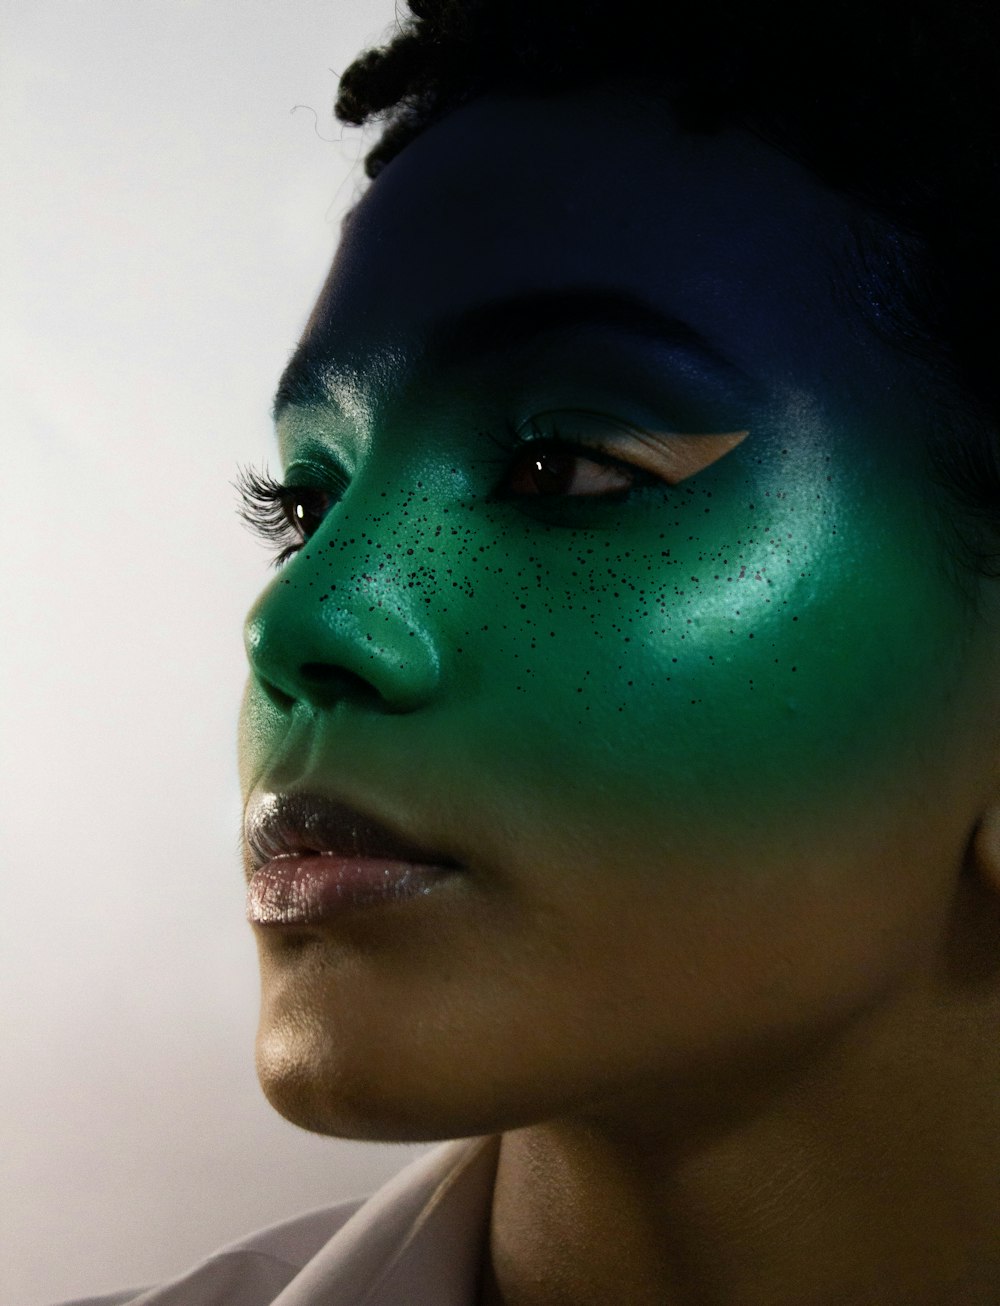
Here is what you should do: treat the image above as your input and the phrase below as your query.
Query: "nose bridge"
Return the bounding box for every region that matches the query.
[243,491,445,713]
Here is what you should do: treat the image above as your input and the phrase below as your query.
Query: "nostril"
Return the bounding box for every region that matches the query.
[299,663,382,710]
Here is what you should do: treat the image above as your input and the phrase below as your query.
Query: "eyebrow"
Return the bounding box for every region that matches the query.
[272,287,744,422]
[272,347,335,421]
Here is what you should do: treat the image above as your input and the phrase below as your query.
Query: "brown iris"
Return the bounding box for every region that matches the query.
[525,446,575,496]
[504,441,635,498]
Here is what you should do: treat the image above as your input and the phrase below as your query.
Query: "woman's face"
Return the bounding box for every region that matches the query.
[239,87,1000,1141]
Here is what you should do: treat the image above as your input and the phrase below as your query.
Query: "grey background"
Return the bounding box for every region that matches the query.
[1,4,435,1302]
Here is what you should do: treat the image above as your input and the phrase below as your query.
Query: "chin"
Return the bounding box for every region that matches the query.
[250,930,546,1143]
[254,1015,514,1144]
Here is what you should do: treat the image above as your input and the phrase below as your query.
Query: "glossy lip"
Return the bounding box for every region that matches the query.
[243,789,465,926]
[244,789,465,874]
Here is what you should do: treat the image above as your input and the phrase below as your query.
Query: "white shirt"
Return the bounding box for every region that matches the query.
[57,1134,501,1306]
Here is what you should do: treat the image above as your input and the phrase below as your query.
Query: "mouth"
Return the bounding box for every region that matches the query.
[243,789,465,926]
[244,789,464,872]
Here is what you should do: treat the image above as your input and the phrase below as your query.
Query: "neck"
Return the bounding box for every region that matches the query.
[478,896,1000,1306]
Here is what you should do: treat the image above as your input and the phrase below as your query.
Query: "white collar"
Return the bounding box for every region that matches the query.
[271,1134,500,1306]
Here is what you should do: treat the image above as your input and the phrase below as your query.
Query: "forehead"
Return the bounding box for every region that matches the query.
[289,87,901,434]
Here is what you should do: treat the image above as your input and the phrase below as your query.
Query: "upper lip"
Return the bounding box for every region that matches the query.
[243,789,463,875]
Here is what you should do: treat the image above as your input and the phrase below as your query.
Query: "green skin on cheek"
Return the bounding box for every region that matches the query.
[241,420,971,879]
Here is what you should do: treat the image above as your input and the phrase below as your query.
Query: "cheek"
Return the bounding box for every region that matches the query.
[440,450,973,856]
[237,436,975,880]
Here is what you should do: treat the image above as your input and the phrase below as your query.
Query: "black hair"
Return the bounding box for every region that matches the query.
[332,0,1000,594]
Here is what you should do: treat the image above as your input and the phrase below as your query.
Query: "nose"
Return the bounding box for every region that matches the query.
[243,513,443,714]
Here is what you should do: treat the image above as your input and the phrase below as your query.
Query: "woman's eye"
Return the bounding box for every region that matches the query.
[234,462,346,570]
[500,440,640,499]
[283,487,333,540]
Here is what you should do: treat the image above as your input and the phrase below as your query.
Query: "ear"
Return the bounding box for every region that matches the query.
[969,805,1000,896]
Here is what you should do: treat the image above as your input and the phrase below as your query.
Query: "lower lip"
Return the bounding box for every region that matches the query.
[246,854,460,926]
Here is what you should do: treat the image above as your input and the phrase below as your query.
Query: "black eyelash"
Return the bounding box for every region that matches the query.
[484,413,560,453]
[476,414,631,466]
[232,462,308,569]
[471,415,578,471]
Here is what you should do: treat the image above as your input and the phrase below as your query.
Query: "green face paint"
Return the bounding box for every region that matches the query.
[241,390,970,880]
[238,88,997,1144]
[236,79,989,912]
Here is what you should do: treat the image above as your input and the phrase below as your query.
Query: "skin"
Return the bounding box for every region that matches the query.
[239,86,1000,1305]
